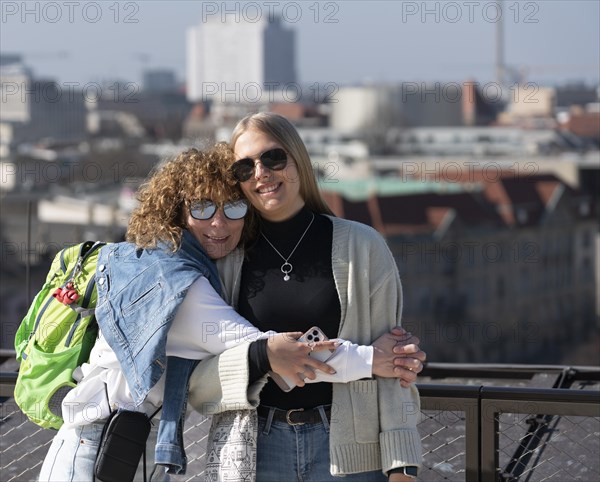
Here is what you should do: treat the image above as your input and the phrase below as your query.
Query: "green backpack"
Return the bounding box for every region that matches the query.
[14,241,106,430]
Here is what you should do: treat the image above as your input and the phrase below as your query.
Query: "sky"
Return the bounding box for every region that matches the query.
[1,0,599,88]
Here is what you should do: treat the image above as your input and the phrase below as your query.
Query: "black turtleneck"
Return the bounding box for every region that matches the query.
[241,207,341,409]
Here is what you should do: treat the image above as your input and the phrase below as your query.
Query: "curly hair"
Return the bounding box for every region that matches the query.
[126,143,255,251]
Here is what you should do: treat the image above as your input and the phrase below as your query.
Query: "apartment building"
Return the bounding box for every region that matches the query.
[321,173,598,363]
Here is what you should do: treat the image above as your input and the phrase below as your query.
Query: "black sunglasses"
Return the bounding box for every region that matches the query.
[189,199,248,220]
[230,148,288,182]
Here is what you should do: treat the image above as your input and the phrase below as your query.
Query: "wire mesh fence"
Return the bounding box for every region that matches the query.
[0,399,213,482]
[2,400,471,481]
[0,400,54,482]
[2,376,599,481]
[497,412,600,481]
[418,409,467,481]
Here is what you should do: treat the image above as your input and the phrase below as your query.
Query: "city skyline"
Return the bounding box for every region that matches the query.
[1,1,599,89]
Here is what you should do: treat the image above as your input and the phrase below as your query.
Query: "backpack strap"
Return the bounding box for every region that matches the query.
[67,305,96,318]
[68,242,106,318]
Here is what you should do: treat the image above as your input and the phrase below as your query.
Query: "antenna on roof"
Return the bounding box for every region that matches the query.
[495,0,505,88]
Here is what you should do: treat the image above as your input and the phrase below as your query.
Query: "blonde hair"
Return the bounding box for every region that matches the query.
[230,112,334,216]
[126,143,256,251]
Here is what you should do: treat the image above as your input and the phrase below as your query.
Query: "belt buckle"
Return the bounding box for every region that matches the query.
[286,408,305,426]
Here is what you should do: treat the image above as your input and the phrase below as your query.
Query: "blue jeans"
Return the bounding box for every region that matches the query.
[39,423,104,482]
[256,406,387,482]
[38,422,170,482]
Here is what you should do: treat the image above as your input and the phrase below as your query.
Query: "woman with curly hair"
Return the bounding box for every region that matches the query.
[125,143,257,255]
[38,144,411,482]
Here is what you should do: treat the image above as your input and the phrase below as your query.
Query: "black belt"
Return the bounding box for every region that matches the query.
[257,405,331,426]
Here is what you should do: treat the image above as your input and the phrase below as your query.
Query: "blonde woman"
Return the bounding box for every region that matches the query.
[189,115,424,481]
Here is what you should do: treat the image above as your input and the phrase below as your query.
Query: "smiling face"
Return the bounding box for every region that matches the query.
[233,128,305,222]
[186,205,244,260]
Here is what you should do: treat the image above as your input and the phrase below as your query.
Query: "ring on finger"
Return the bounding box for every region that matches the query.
[307,341,315,352]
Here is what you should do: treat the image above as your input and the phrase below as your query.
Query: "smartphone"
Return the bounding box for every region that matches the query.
[298,326,335,362]
[269,326,335,392]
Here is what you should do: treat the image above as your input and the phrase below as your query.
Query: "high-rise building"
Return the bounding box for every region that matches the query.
[0,55,87,151]
[0,54,31,123]
[186,16,295,102]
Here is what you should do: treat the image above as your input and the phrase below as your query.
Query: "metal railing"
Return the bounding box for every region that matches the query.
[1,362,599,481]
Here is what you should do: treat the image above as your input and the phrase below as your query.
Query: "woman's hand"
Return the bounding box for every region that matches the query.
[372,327,426,388]
[266,332,338,387]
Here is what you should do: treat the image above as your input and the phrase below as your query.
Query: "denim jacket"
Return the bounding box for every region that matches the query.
[94,230,221,474]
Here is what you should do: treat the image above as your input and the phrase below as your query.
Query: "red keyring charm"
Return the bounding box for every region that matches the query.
[52,282,80,305]
[63,289,79,304]
[52,287,65,302]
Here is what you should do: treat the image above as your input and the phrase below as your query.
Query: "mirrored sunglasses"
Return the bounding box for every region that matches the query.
[230,148,288,182]
[189,199,248,220]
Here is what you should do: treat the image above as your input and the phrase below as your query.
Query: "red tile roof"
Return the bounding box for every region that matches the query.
[321,172,594,235]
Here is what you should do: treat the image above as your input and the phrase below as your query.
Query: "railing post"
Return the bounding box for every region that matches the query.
[480,399,500,482]
[464,397,480,482]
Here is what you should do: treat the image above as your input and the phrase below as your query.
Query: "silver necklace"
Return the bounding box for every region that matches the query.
[261,213,315,281]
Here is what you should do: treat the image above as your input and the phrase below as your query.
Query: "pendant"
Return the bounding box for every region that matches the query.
[281,262,293,282]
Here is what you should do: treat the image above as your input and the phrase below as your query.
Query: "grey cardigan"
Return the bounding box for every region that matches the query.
[188,216,422,475]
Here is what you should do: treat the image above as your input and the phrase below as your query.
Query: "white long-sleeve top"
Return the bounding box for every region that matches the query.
[61,276,372,428]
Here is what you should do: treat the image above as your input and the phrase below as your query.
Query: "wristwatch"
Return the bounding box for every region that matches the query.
[388,466,418,478]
